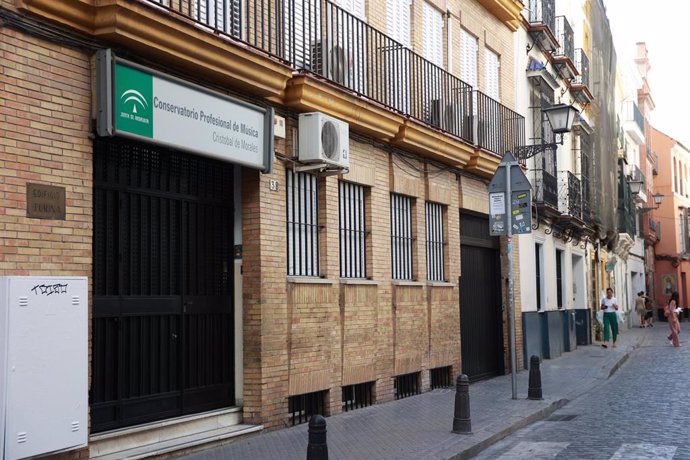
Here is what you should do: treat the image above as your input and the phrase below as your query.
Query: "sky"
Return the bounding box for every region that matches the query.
[603,0,690,146]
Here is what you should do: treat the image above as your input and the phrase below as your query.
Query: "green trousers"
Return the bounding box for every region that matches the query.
[603,311,619,343]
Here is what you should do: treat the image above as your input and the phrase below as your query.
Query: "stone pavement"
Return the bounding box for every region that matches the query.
[182,325,650,460]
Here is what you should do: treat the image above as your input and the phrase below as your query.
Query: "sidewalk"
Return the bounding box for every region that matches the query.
[183,325,652,460]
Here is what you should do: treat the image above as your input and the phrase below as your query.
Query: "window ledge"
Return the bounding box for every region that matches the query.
[340,279,381,285]
[427,281,456,288]
[287,277,335,284]
[391,280,425,287]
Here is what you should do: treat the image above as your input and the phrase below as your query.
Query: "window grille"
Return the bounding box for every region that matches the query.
[342,381,374,411]
[430,366,452,389]
[287,170,319,276]
[288,390,327,426]
[394,372,420,399]
[339,181,366,278]
[426,202,445,281]
[391,193,413,280]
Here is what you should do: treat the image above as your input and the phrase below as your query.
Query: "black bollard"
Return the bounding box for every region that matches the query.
[527,355,543,400]
[306,415,328,460]
[452,374,472,434]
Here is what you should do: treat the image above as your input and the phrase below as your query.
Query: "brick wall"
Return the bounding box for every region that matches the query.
[0,21,93,460]
[244,131,523,426]
[0,27,92,278]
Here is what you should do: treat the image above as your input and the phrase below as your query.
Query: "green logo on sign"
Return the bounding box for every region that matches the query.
[115,63,153,138]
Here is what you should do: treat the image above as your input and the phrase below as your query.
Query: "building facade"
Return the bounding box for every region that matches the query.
[516,0,621,361]
[0,0,528,457]
[651,128,690,313]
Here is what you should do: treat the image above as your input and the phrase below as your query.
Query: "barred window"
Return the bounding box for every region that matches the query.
[426,202,445,281]
[339,181,366,278]
[287,170,319,276]
[391,193,413,280]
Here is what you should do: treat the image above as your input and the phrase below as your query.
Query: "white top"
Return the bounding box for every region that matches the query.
[601,296,618,311]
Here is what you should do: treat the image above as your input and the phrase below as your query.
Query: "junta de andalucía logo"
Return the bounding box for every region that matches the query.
[115,63,153,138]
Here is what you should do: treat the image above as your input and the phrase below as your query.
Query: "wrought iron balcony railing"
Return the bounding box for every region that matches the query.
[558,171,582,219]
[554,16,574,62]
[648,218,661,241]
[528,0,555,33]
[474,91,525,156]
[618,168,636,236]
[573,48,589,87]
[142,0,526,155]
[534,169,559,208]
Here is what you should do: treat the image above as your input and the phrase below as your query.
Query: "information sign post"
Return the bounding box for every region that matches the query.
[488,152,532,400]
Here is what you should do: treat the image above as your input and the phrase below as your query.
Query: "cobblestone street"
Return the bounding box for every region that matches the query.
[476,324,690,459]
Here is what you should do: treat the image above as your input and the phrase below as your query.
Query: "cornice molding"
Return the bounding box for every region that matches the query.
[391,122,475,168]
[284,76,404,140]
[476,0,524,32]
[17,0,293,97]
[465,149,503,178]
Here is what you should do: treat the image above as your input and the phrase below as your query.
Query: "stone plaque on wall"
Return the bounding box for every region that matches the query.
[27,183,66,220]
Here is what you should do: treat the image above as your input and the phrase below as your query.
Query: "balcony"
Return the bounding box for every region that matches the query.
[647,218,661,243]
[552,16,577,80]
[622,101,645,144]
[474,91,525,156]
[534,169,559,210]
[526,58,560,91]
[571,48,593,104]
[558,171,582,220]
[20,0,527,175]
[526,0,559,52]
[618,168,636,237]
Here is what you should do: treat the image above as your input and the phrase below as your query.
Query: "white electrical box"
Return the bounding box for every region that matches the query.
[0,276,88,460]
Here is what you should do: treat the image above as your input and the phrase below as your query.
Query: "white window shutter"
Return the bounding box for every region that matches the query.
[485,48,500,101]
[460,29,477,88]
[422,2,443,68]
[335,0,365,19]
[385,0,411,113]
[387,0,411,46]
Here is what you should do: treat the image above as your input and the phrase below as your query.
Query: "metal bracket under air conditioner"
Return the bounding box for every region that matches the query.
[293,162,349,177]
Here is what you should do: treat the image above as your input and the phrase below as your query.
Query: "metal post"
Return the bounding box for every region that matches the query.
[527,355,543,400]
[506,161,517,400]
[452,374,472,433]
[306,415,328,460]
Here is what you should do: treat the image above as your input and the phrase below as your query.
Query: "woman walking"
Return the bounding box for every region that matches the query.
[666,291,681,347]
[600,288,619,348]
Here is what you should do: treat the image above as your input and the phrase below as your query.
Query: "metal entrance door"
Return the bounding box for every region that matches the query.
[460,213,504,381]
[91,138,235,433]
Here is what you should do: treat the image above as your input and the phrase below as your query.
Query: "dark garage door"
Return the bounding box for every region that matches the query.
[460,213,504,381]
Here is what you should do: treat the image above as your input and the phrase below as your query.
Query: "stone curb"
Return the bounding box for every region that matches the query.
[448,398,569,460]
[450,343,637,460]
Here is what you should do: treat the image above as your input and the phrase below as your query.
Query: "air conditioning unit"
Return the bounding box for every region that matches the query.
[298,112,350,169]
[429,99,462,135]
[311,40,352,86]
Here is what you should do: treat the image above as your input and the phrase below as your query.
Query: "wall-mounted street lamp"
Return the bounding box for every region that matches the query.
[627,177,664,213]
[514,103,580,161]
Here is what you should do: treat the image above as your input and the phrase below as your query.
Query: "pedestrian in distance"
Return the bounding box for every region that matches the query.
[665,291,681,347]
[600,287,619,348]
[635,291,648,328]
[644,295,655,327]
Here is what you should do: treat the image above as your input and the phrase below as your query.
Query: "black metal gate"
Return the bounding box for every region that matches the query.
[90,138,235,433]
[460,213,504,381]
